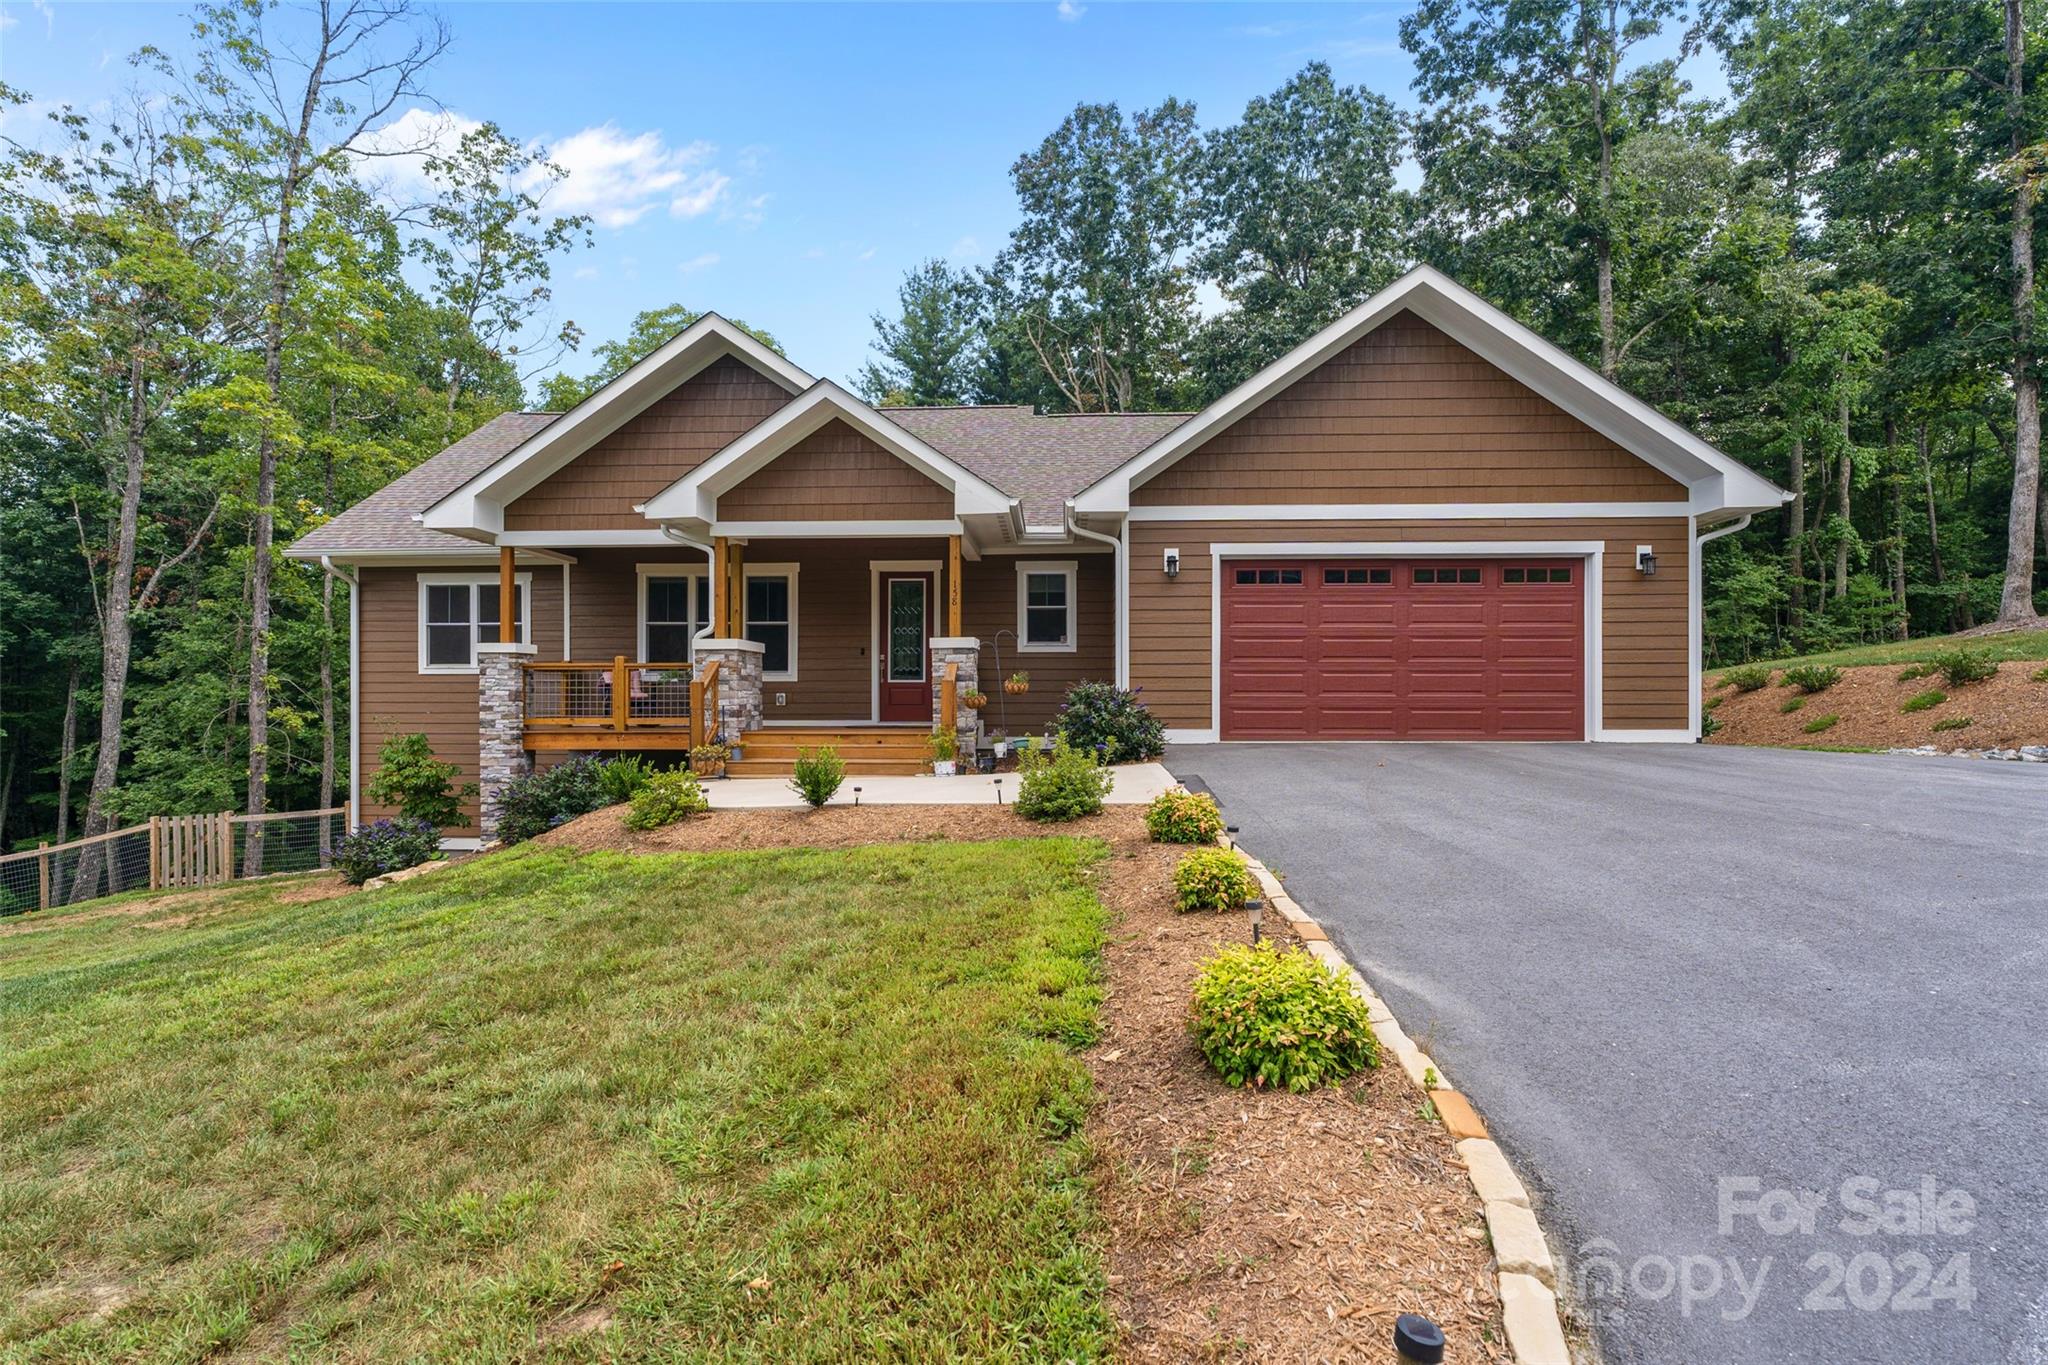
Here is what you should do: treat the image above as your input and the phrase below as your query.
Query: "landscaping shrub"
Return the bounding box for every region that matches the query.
[1779,696,1806,714]
[2032,665,2048,684]
[597,754,655,805]
[335,818,440,886]
[364,732,475,828]
[790,746,846,809]
[1933,648,1998,686]
[1898,661,1938,682]
[491,756,608,845]
[1014,737,1113,822]
[1144,787,1224,844]
[1174,847,1255,912]
[1783,663,1843,693]
[1801,713,1840,734]
[1901,689,1947,714]
[624,769,710,830]
[1719,663,1773,692]
[1700,711,1722,737]
[1190,942,1378,1093]
[1055,681,1165,762]
[1704,693,1725,711]
[1931,715,1974,733]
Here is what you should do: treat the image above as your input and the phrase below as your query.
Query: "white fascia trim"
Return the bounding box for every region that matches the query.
[1128,501,1695,523]
[709,519,963,539]
[1592,729,1697,743]
[639,380,1016,523]
[1073,264,1790,517]
[421,315,811,533]
[1163,727,1218,745]
[497,530,675,547]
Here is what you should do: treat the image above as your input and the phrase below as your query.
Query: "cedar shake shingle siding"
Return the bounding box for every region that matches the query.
[1132,312,1687,506]
[719,420,955,521]
[505,356,793,530]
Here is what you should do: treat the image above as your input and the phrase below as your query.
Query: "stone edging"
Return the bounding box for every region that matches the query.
[1228,838,1573,1364]
[362,856,461,892]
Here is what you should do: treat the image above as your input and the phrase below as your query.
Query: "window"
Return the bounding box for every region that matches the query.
[1323,566,1392,585]
[1017,560,1078,651]
[1503,566,1574,584]
[417,574,528,673]
[1233,567,1304,586]
[1413,566,1482,585]
[638,568,711,662]
[745,569,797,678]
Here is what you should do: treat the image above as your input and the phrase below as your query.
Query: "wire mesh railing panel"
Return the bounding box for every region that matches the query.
[523,662,695,727]
[524,666,616,722]
[627,666,694,722]
[0,828,155,915]
[230,811,349,878]
[1,807,347,917]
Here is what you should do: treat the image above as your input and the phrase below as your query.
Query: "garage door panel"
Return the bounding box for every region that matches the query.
[1221,556,1585,741]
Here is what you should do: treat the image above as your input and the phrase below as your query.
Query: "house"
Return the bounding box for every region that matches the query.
[288,265,1788,839]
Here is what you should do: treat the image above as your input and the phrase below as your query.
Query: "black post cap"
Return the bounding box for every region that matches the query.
[1393,1313,1445,1364]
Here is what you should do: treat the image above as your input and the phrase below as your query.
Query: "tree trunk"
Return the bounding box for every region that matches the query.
[1595,96,1617,379]
[2000,0,2043,622]
[1835,397,1852,600]
[1918,423,1953,631]
[56,664,79,845]
[1787,434,1807,625]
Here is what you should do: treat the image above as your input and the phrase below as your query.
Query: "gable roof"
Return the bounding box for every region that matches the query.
[1071,264,1789,520]
[419,313,812,538]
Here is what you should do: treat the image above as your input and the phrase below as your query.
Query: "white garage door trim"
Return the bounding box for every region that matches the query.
[1181,541,1628,744]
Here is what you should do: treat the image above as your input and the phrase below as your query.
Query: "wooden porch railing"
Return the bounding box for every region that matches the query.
[689,659,721,749]
[522,658,695,732]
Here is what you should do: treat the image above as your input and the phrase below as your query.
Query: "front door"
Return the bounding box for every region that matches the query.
[879,573,933,722]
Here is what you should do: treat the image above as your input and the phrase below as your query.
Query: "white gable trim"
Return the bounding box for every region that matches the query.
[1072,265,1788,519]
[638,380,1016,523]
[420,314,812,536]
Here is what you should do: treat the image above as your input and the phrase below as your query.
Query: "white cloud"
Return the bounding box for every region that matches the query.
[948,234,984,262]
[668,170,730,219]
[0,11,17,32]
[857,246,876,262]
[1056,0,1085,20]
[733,192,771,228]
[803,246,826,260]
[572,264,600,281]
[352,107,486,197]
[678,252,720,274]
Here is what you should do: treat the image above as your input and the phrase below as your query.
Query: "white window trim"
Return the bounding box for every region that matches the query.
[1016,559,1078,654]
[416,571,532,675]
[634,562,710,664]
[744,562,800,681]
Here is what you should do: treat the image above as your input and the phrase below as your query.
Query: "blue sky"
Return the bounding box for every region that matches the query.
[2,1,1723,398]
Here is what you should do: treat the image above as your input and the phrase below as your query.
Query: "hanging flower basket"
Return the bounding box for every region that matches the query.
[1004,672,1030,696]
[963,690,988,710]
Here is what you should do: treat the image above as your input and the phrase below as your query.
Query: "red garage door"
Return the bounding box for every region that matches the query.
[1220,559,1584,740]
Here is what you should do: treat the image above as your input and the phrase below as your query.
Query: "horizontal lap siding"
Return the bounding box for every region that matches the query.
[962,555,1117,735]
[718,421,954,520]
[357,565,564,830]
[1128,520,1690,733]
[1132,312,1686,506]
[505,356,792,530]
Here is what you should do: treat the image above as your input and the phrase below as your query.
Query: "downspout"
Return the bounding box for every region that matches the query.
[320,557,359,831]
[1067,510,1128,688]
[1690,514,1752,741]
[661,525,721,655]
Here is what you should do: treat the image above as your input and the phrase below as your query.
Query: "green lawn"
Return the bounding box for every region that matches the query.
[0,838,1111,1361]
[1727,626,2048,675]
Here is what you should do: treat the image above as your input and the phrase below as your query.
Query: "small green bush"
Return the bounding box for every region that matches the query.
[1718,663,1773,692]
[1056,680,1166,762]
[2031,665,2048,683]
[1931,715,1974,733]
[365,732,475,829]
[1779,696,1806,714]
[335,818,440,885]
[491,756,608,845]
[1933,648,1998,686]
[1145,788,1224,844]
[1704,693,1726,712]
[1898,662,1938,682]
[624,769,709,830]
[1801,713,1840,734]
[1173,847,1255,912]
[790,746,846,809]
[1901,689,1947,714]
[1784,663,1843,693]
[597,755,655,805]
[1700,712,1722,737]
[1190,943,1378,1093]
[1014,737,1114,822]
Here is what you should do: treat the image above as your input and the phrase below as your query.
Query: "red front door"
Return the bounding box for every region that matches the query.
[879,573,933,722]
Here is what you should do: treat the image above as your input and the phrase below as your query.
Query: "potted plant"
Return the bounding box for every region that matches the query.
[990,731,1010,759]
[963,688,988,711]
[689,740,731,778]
[926,728,958,776]
[1004,671,1030,696]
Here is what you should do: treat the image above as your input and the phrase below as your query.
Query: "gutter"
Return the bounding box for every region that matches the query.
[1067,510,1129,688]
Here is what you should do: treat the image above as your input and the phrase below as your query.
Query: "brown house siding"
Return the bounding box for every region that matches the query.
[1132,311,1686,506]
[356,563,565,829]
[1127,519,1690,733]
[504,355,793,530]
[962,554,1117,736]
[718,420,955,521]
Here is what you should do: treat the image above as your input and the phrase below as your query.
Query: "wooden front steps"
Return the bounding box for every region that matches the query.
[726,725,930,778]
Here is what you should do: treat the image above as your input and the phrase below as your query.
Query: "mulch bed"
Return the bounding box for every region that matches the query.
[541,803,1509,1362]
[1707,658,2048,751]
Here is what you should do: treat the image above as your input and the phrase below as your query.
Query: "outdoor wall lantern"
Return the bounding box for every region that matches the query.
[1163,547,1181,578]
[1635,545,1658,577]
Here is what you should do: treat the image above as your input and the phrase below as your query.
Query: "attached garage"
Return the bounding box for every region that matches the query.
[1220,557,1585,740]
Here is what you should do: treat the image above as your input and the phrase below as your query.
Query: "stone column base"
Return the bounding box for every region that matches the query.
[694,639,765,743]
[928,637,982,761]
[476,643,536,842]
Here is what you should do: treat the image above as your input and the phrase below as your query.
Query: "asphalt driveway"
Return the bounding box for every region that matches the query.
[1166,742,2048,1364]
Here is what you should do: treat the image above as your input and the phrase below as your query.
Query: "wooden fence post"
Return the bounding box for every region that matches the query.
[149,816,162,891]
[219,811,234,885]
[37,842,49,911]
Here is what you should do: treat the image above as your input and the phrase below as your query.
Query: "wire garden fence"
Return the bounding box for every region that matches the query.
[0,806,350,917]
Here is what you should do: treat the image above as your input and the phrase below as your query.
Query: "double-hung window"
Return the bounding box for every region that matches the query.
[638,569,711,662]
[1017,561,1077,652]
[418,574,528,673]
[744,565,798,680]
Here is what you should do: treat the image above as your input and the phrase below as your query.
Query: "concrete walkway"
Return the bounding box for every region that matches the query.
[700,761,1178,809]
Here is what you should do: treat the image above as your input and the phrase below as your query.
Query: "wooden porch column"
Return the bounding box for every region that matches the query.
[711,537,729,637]
[726,539,746,635]
[498,546,516,640]
[947,534,962,636]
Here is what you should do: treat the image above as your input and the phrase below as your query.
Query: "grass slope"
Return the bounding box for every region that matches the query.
[1738,626,2048,672]
[1,839,1110,1361]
